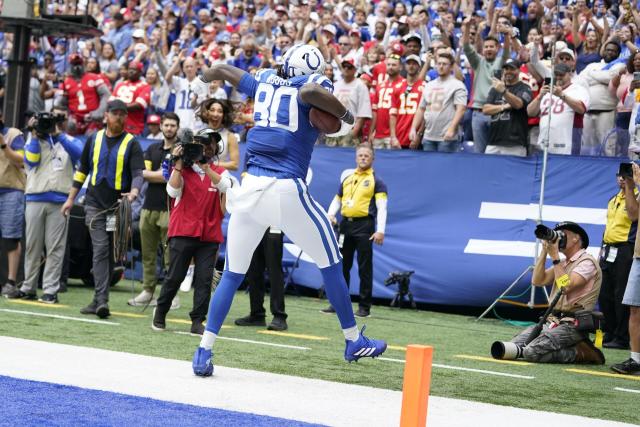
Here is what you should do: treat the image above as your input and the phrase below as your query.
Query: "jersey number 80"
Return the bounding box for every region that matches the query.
[254,83,299,132]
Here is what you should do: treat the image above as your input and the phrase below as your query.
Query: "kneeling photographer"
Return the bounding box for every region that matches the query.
[492,222,605,364]
[5,110,82,303]
[152,128,232,335]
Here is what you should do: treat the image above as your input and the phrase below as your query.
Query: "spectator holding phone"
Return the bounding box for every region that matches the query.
[482,59,533,156]
[527,64,590,155]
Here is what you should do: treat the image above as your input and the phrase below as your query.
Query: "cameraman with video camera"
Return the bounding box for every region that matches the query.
[5,108,82,303]
[493,222,604,364]
[152,128,233,335]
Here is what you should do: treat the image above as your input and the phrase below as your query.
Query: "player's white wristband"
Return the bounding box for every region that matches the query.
[326,120,354,138]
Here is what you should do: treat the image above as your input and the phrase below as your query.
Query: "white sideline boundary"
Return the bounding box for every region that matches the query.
[378,357,535,380]
[615,387,640,394]
[0,337,635,427]
[0,308,120,325]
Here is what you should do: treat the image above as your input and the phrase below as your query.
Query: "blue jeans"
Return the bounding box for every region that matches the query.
[471,110,491,154]
[422,140,461,153]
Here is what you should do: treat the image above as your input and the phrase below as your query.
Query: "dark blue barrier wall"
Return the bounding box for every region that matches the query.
[133,139,620,307]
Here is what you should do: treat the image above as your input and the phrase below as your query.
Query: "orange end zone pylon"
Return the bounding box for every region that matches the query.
[400,345,434,427]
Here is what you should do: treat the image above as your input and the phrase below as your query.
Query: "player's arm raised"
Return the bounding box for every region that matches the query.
[299,83,355,137]
[200,64,248,87]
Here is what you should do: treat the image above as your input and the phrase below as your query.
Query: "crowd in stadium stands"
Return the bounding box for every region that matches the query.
[0,0,638,156]
[4,0,640,373]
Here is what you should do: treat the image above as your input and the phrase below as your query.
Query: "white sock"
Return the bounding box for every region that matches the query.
[343,325,359,342]
[200,331,217,350]
[631,352,640,363]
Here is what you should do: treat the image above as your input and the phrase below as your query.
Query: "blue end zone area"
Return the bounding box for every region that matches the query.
[0,375,323,427]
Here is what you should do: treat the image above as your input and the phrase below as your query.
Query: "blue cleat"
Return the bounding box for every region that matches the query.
[192,347,214,377]
[344,325,387,362]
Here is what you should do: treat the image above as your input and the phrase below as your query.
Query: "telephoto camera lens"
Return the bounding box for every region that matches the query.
[534,225,566,249]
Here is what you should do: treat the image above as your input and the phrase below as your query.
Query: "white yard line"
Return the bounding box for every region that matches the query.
[615,387,640,394]
[379,357,535,380]
[0,308,120,325]
[173,331,311,350]
[0,337,635,427]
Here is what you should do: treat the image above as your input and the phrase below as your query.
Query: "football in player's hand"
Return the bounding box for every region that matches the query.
[309,108,341,134]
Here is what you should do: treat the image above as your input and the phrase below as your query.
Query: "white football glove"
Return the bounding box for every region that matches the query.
[326,110,355,138]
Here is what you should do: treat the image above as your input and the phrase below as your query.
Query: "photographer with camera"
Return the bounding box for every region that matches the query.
[494,222,604,364]
[61,99,145,318]
[4,109,82,303]
[0,115,26,298]
[598,163,638,350]
[152,128,233,335]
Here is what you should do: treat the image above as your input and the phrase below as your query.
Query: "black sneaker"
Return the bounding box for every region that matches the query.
[190,321,205,335]
[611,358,640,375]
[320,306,336,314]
[6,289,37,300]
[355,308,370,318]
[38,293,59,304]
[151,308,166,331]
[234,315,266,327]
[80,302,98,315]
[267,317,288,331]
[96,303,110,319]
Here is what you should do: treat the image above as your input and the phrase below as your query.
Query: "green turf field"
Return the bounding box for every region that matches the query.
[1,281,638,425]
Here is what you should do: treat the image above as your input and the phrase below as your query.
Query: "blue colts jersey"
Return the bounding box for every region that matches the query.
[237,69,334,179]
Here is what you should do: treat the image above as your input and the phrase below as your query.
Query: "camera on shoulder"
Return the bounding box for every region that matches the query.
[33,112,65,135]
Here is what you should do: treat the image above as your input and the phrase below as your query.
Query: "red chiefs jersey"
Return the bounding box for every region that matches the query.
[371,62,387,91]
[112,79,151,136]
[361,88,376,144]
[63,73,106,116]
[372,76,406,139]
[390,79,425,147]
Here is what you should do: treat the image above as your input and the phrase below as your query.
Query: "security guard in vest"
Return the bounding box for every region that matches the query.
[325,144,388,318]
[62,99,145,318]
[599,166,639,350]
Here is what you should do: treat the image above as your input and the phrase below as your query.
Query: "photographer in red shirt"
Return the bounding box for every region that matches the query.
[152,128,233,335]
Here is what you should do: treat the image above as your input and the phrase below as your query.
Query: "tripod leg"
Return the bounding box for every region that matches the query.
[476,265,533,321]
[409,292,416,309]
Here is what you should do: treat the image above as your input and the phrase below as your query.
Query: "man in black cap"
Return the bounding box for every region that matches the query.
[527,63,589,155]
[61,99,145,318]
[483,59,532,156]
[500,221,604,364]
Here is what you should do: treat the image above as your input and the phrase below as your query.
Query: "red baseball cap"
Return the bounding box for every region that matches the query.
[341,58,356,67]
[390,42,405,56]
[129,60,144,71]
[147,114,161,125]
[349,28,361,37]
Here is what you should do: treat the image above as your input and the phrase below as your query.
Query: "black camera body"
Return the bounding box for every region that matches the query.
[181,143,205,167]
[34,112,65,135]
[534,224,566,249]
[619,162,634,179]
[385,270,416,309]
